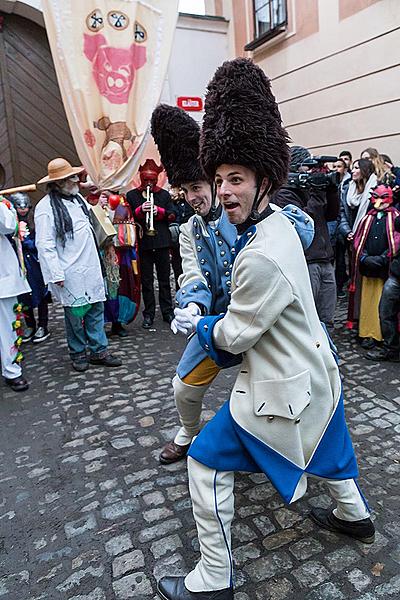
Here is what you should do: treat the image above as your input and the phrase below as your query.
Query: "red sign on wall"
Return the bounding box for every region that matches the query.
[177,96,203,112]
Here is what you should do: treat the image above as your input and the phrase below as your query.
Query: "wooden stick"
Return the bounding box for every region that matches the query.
[0,184,36,195]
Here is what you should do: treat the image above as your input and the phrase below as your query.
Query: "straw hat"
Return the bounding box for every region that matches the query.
[37,158,85,185]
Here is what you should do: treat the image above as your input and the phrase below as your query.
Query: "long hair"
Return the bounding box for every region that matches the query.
[353,158,375,193]
[360,147,390,182]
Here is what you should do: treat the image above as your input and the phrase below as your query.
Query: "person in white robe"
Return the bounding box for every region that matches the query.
[35,158,122,372]
[0,200,30,391]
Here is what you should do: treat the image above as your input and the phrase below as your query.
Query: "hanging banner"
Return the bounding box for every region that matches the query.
[42,0,179,191]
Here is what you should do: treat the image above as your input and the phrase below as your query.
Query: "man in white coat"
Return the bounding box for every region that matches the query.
[151,104,315,466]
[35,158,121,372]
[0,199,30,391]
[157,59,374,600]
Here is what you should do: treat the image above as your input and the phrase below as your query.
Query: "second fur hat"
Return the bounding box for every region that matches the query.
[151,104,205,187]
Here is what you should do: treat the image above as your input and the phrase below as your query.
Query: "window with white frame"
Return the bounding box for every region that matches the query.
[253,0,287,40]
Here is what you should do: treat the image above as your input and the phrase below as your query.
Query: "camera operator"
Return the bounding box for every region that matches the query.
[272,146,340,327]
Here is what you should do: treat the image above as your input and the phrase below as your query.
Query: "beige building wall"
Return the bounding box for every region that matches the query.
[207,0,400,162]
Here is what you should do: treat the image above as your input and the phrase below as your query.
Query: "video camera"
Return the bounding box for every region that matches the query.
[287,155,340,190]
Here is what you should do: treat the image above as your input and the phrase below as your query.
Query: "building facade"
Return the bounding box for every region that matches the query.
[0,1,229,190]
[208,0,400,161]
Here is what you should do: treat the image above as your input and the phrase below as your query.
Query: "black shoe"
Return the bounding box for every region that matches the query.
[158,577,233,600]
[32,327,51,344]
[163,313,174,325]
[72,359,89,372]
[310,508,375,544]
[89,352,122,367]
[111,323,129,338]
[142,317,154,329]
[4,376,29,392]
[360,337,376,350]
[337,289,346,299]
[365,347,400,362]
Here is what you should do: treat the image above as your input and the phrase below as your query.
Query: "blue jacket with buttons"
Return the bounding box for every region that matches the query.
[176,210,236,315]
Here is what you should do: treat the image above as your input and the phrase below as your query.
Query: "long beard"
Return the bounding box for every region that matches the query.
[59,182,80,196]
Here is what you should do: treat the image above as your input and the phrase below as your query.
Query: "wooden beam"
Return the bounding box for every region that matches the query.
[0,15,21,184]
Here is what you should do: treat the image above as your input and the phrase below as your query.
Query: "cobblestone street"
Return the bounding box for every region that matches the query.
[1,300,400,600]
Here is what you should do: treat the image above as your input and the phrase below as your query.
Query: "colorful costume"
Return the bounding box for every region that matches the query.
[103,198,140,327]
[347,186,400,340]
[126,160,177,326]
[150,104,315,458]
[0,200,31,380]
[157,59,374,600]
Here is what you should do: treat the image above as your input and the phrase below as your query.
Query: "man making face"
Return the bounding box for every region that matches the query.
[151,105,314,467]
[157,59,374,600]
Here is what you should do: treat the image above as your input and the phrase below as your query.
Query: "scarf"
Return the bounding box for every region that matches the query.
[347,173,377,233]
[346,205,400,329]
[49,190,91,247]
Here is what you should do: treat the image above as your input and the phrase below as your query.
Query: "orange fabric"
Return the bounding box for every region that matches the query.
[183,357,220,386]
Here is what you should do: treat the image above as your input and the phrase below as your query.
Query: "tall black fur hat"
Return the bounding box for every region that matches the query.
[200,58,290,192]
[151,104,205,187]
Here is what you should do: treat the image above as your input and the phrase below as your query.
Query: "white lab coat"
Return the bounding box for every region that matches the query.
[0,202,31,299]
[34,194,105,307]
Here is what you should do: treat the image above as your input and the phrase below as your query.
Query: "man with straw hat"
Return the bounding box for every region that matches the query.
[157,59,374,600]
[34,158,121,372]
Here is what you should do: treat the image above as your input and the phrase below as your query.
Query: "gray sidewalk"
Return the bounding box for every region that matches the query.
[0,300,399,599]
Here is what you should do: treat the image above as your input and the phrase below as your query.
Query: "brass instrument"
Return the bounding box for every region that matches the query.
[145,183,156,237]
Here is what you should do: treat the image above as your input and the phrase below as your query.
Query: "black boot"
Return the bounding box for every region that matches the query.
[158,577,233,600]
[365,347,400,362]
[310,508,375,543]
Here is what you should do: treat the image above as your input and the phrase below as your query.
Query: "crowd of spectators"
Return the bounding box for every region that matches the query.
[1,145,400,392]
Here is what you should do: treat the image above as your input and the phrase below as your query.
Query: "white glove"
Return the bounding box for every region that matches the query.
[171,303,201,335]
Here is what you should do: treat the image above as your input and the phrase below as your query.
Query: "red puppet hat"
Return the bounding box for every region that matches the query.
[139,158,163,176]
[371,184,393,205]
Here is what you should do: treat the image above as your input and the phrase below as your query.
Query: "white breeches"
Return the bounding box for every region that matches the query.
[0,296,21,379]
[185,457,370,592]
[173,376,210,446]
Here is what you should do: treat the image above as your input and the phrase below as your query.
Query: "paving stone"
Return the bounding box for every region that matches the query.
[112,550,145,578]
[139,518,183,543]
[325,547,360,573]
[348,568,371,592]
[64,514,97,539]
[292,561,330,588]
[304,582,345,599]
[289,537,323,560]
[112,572,153,598]
[244,551,293,582]
[100,498,139,520]
[105,534,133,556]
[150,534,183,559]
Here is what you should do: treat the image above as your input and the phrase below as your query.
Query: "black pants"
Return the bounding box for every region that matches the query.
[335,236,349,291]
[379,276,400,351]
[170,245,182,291]
[25,299,49,330]
[140,247,173,320]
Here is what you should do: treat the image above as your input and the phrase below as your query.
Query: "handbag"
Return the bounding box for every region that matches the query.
[90,204,116,248]
[113,221,137,248]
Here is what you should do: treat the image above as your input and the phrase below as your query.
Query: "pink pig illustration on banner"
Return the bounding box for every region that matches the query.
[84,33,147,104]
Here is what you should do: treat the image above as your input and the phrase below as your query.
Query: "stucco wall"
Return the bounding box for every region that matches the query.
[226,0,400,161]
